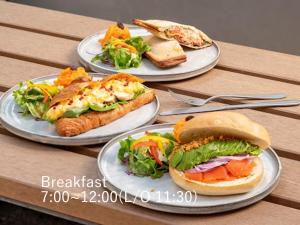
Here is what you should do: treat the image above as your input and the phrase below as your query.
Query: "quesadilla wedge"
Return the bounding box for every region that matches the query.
[133,19,213,49]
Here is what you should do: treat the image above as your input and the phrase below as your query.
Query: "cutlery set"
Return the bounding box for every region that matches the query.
[160,89,300,116]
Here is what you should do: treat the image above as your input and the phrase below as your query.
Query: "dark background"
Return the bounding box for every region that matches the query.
[10,0,300,56]
[1,0,299,225]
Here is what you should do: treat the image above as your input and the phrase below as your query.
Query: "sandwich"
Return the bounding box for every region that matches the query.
[133,19,213,49]
[143,36,187,68]
[45,73,155,136]
[169,112,271,195]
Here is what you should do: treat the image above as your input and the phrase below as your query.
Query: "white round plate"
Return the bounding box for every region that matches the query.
[97,124,281,214]
[77,27,220,81]
[0,74,159,146]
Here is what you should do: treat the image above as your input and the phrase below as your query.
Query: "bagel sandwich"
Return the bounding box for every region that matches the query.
[169,112,271,195]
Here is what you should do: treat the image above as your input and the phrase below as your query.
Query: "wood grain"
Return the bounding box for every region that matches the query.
[0,56,60,91]
[0,134,299,225]
[0,26,78,68]
[0,1,113,40]
[1,1,300,83]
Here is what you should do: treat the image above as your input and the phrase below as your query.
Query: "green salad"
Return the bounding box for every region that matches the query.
[92,36,150,69]
[118,132,175,179]
[13,81,59,119]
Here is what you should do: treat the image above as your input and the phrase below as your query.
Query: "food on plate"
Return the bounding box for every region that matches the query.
[169,112,271,195]
[143,36,187,68]
[118,131,176,178]
[92,23,150,69]
[13,81,59,119]
[133,19,213,49]
[99,22,131,46]
[13,68,156,136]
[54,67,92,87]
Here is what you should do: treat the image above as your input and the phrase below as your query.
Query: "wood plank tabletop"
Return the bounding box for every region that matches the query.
[0,1,299,225]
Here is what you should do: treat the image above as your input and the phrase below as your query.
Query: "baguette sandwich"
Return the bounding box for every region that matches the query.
[169,112,271,195]
[45,73,155,136]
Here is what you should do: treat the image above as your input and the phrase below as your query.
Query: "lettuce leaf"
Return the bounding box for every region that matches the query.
[125,36,151,54]
[171,140,262,171]
[13,82,50,118]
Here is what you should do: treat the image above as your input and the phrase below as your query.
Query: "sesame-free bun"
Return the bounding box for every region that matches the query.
[169,157,264,195]
[177,112,271,149]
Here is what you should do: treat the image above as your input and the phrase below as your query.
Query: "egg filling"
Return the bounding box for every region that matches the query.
[45,80,145,121]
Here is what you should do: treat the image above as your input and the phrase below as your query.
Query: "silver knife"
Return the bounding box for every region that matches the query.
[160,99,300,116]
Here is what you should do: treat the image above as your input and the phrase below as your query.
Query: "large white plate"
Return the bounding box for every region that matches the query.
[77,27,220,81]
[97,124,281,214]
[0,74,159,146]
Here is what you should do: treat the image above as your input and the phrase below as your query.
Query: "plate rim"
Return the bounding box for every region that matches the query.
[0,74,160,146]
[77,27,221,82]
[97,123,282,214]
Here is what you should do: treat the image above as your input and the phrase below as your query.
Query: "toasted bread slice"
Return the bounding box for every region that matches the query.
[144,36,186,68]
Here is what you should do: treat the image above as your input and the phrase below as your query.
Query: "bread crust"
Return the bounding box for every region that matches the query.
[145,52,187,68]
[178,112,271,149]
[169,157,264,195]
[55,89,155,136]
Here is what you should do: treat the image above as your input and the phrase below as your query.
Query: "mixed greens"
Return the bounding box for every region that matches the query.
[13,81,59,119]
[92,36,150,69]
[118,132,175,179]
[92,22,150,69]
[170,140,262,171]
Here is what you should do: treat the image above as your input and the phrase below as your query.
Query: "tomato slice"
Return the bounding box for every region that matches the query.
[132,140,163,166]
[225,159,255,178]
[149,146,163,166]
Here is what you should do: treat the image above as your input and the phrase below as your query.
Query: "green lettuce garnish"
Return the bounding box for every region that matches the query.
[13,82,58,119]
[171,140,262,171]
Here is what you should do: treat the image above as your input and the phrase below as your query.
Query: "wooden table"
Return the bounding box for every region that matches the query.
[0,2,299,225]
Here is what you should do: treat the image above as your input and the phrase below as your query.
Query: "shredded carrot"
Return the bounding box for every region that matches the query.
[100,24,131,46]
[173,119,186,143]
[54,67,91,87]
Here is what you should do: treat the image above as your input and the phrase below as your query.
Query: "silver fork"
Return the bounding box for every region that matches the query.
[168,89,287,106]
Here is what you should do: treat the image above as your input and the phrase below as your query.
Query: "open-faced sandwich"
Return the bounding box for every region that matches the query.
[118,131,176,178]
[133,19,213,49]
[13,67,156,137]
[169,112,270,195]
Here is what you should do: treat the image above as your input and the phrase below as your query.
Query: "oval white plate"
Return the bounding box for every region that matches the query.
[0,74,159,146]
[97,124,281,214]
[77,27,220,81]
